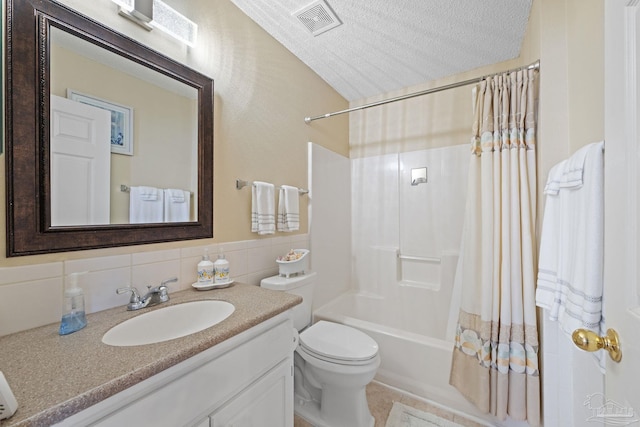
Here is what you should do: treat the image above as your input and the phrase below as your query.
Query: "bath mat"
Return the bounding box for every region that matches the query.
[385,402,465,427]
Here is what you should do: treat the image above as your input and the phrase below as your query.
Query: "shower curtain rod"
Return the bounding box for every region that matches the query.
[304,60,540,124]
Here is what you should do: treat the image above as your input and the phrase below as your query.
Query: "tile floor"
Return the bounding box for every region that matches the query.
[293,381,486,427]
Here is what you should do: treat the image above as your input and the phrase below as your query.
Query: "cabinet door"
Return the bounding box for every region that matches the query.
[211,358,293,427]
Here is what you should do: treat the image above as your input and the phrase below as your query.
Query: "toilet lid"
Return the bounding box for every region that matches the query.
[299,321,379,362]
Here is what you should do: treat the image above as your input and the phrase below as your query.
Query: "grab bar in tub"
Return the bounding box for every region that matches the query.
[397,254,441,263]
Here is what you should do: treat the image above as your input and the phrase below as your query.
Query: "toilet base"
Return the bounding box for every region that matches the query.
[294,396,375,427]
[294,346,380,427]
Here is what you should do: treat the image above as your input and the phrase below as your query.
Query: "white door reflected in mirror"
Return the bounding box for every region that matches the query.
[50,95,111,226]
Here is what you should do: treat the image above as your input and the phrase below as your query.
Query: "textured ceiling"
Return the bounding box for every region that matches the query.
[228,0,533,101]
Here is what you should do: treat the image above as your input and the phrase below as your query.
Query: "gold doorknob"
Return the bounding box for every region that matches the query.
[572,328,622,363]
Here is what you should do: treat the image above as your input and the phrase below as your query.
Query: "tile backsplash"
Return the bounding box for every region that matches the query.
[0,234,309,337]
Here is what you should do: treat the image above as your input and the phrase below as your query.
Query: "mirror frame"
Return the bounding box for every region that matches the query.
[5,0,214,256]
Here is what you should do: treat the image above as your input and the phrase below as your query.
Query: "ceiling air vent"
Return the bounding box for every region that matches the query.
[293,0,342,36]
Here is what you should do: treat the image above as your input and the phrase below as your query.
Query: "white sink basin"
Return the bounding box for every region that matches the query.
[102,300,235,346]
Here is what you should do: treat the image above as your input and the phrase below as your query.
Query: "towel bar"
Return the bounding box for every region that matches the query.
[120,185,193,196]
[236,179,309,195]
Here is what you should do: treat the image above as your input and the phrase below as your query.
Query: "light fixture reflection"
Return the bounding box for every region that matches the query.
[111,0,197,47]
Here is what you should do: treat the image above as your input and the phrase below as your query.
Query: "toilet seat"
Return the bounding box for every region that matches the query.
[299,321,379,366]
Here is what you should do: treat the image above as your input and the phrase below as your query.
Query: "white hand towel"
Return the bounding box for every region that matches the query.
[137,186,159,201]
[277,185,300,232]
[130,186,164,223]
[542,146,591,196]
[542,160,567,196]
[251,181,275,235]
[536,141,605,371]
[164,189,191,222]
[166,188,186,203]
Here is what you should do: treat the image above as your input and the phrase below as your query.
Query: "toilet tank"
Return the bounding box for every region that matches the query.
[260,272,316,331]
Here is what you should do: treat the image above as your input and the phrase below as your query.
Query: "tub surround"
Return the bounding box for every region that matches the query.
[0,283,301,427]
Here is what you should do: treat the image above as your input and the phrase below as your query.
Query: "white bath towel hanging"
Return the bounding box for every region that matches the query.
[129,186,164,223]
[251,181,275,235]
[536,141,605,370]
[163,189,191,222]
[277,185,300,232]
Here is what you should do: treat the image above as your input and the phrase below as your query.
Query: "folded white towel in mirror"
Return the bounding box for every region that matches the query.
[251,181,275,235]
[130,186,164,223]
[166,188,186,203]
[137,186,159,201]
[277,185,300,232]
[164,189,191,222]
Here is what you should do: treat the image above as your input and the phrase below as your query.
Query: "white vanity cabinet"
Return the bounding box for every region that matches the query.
[209,359,292,426]
[55,312,294,427]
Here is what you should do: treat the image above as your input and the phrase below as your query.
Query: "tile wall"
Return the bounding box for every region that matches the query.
[0,234,309,337]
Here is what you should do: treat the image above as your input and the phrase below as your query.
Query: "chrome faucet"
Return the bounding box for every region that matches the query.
[116,277,178,311]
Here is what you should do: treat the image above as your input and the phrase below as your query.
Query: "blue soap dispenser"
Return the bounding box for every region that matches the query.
[59,272,88,335]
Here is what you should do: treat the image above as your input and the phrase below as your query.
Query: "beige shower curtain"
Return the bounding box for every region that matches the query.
[449,68,540,425]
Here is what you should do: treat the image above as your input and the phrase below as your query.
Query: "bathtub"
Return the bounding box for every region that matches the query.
[313,292,456,405]
[313,291,494,425]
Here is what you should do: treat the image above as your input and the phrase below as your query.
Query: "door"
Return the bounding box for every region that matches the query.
[603,0,640,423]
[50,95,111,226]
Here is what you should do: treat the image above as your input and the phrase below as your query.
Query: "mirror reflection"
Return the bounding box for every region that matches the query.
[50,27,198,226]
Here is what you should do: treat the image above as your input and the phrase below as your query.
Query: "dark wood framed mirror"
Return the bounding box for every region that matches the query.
[4,0,214,256]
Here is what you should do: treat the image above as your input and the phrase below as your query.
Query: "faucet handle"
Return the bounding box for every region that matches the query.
[116,287,147,310]
[147,278,175,294]
[146,278,173,305]
[161,277,178,287]
[116,286,141,303]
[149,277,177,296]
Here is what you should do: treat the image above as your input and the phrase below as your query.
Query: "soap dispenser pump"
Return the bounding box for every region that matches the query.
[59,272,87,335]
[197,248,214,285]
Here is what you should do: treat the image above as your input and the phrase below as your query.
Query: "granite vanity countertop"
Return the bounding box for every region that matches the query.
[0,282,301,427]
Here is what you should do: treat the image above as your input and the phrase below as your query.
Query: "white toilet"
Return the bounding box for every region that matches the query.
[261,272,380,427]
